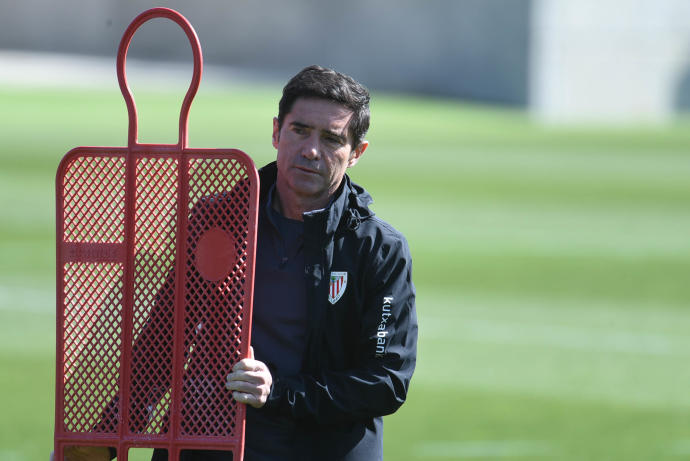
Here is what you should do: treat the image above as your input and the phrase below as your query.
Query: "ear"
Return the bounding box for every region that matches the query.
[347,141,369,168]
[272,117,280,149]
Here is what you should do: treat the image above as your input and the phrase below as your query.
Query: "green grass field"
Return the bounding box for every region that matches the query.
[1,81,689,460]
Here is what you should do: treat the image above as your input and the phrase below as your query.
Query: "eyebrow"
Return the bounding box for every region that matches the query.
[290,121,348,144]
[290,121,311,132]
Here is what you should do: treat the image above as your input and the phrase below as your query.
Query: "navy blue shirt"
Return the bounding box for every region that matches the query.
[245,186,307,460]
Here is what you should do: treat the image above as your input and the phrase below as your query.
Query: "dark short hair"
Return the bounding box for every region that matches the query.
[278,65,370,148]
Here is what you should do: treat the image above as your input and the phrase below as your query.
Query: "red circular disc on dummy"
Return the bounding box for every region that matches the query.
[195,227,236,281]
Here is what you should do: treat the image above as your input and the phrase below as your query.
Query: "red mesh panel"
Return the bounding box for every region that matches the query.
[60,154,126,436]
[180,158,251,438]
[62,262,123,434]
[62,155,126,243]
[127,156,178,437]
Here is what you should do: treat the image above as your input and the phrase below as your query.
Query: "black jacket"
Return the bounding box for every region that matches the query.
[255,162,418,460]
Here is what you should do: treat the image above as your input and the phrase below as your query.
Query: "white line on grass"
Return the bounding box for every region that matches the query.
[0,50,276,90]
[0,284,53,314]
[425,319,690,355]
[670,440,690,456]
[414,440,555,458]
[0,450,24,461]
[425,317,690,357]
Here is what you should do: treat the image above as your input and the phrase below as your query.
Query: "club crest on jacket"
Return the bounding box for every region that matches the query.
[328,271,348,305]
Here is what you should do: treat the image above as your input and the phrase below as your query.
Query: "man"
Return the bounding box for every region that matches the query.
[57,65,417,460]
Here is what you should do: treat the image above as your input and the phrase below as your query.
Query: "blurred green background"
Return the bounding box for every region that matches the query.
[1,76,689,460]
[3,1,690,459]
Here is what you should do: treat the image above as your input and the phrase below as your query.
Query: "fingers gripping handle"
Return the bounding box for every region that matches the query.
[116,8,203,148]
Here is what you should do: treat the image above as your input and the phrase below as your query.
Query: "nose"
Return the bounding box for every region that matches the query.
[301,135,319,160]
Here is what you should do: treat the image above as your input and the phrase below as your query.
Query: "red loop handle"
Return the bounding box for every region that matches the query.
[116,8,203,148]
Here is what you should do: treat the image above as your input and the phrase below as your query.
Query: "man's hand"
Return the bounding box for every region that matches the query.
[225,347,272,408]
[50,446,111,461]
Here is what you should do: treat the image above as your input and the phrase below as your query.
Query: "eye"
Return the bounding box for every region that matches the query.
[291,125,308,136]
[324,134,344,146]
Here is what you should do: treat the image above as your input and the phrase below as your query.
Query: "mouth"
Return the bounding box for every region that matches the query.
[295,165,319,175]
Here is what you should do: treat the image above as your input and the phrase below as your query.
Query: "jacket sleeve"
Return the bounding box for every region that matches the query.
[263,232,418,425]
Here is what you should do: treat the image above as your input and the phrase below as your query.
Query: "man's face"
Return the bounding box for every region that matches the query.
[273,97,367,208]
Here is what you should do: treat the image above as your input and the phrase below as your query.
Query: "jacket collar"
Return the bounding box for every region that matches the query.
[258,162,374,244]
